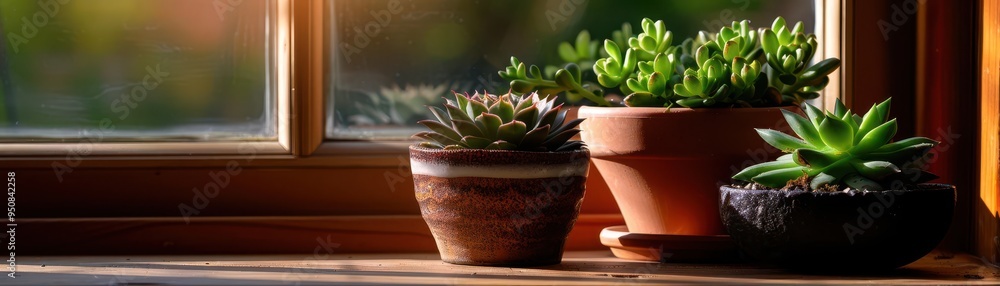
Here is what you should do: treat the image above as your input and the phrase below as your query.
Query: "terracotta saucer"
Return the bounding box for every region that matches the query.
[600,225,740,263]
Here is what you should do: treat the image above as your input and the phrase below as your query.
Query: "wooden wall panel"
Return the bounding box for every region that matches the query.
[916,0,979,252]
[977,0,1000,264]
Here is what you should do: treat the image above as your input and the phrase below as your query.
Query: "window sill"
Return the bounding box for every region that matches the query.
[18,251,998,285]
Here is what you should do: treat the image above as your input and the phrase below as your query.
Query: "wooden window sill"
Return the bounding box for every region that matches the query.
[16,251,999,285]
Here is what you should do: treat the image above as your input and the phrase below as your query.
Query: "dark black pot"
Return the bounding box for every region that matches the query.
[719,184,955,271]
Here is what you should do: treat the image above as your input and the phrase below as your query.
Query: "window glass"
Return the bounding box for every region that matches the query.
[326,0,815,140]
[0,0,275,142]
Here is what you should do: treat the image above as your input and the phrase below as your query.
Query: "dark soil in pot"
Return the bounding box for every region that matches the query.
[719,184,955,271]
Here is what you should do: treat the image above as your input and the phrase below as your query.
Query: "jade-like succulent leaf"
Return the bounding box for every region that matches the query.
[875,97,892,123]
[819,114,854,151]
[497,120,527,145]
[793,148,838,167]
[543,129,582,150]
[486,140,516,150]
[781,109,822,147]
[418,120,462,142]
[466,98,489,119]
[489,99,515,123]
[733,160,799,181]
[752,166,807,188]
[803,103,825,129]
[476,113,503,139]
[429,106,449,125]
[451,120,484,138]
[809,172,837,190]
[413,131,459,146]
[865,142,935,166]
[851,160,900,180]
[461,136,493,149]
[756,128,810,152]
[854,104,883,143]
[520,125,551,149]
[537,106,562,130]
[871,137,939,154]
[552,118,585,136]
[853,119,897,154]
[445,104,472,123]
[514,105,539,127]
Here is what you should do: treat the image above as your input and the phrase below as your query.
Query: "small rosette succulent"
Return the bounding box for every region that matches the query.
[734,98,940,191]
[413,92,584,152]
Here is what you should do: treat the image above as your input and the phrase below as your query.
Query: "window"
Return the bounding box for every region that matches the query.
[0,0,290,156]
[326,0,817,140]
[0,0,278,141]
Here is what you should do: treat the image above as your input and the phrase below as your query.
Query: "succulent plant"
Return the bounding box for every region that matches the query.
[346,83,456,126]
[501,24,636,107]
[760,17,841,104]
[734,98,939,191]
[503,16,842,109]
[413,91,584,152]
[499,30,606,105]
[499,57,611,107]
[546,30,599,77]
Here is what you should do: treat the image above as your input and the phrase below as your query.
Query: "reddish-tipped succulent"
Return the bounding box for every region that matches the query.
[413,92,584,152]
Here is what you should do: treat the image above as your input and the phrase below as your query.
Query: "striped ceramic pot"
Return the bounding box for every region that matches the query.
[409,145,590,266]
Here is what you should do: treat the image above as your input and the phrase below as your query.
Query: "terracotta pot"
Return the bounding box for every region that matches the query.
[409,145,590,266]
[719,184,956,270]
[578,106,794,235]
